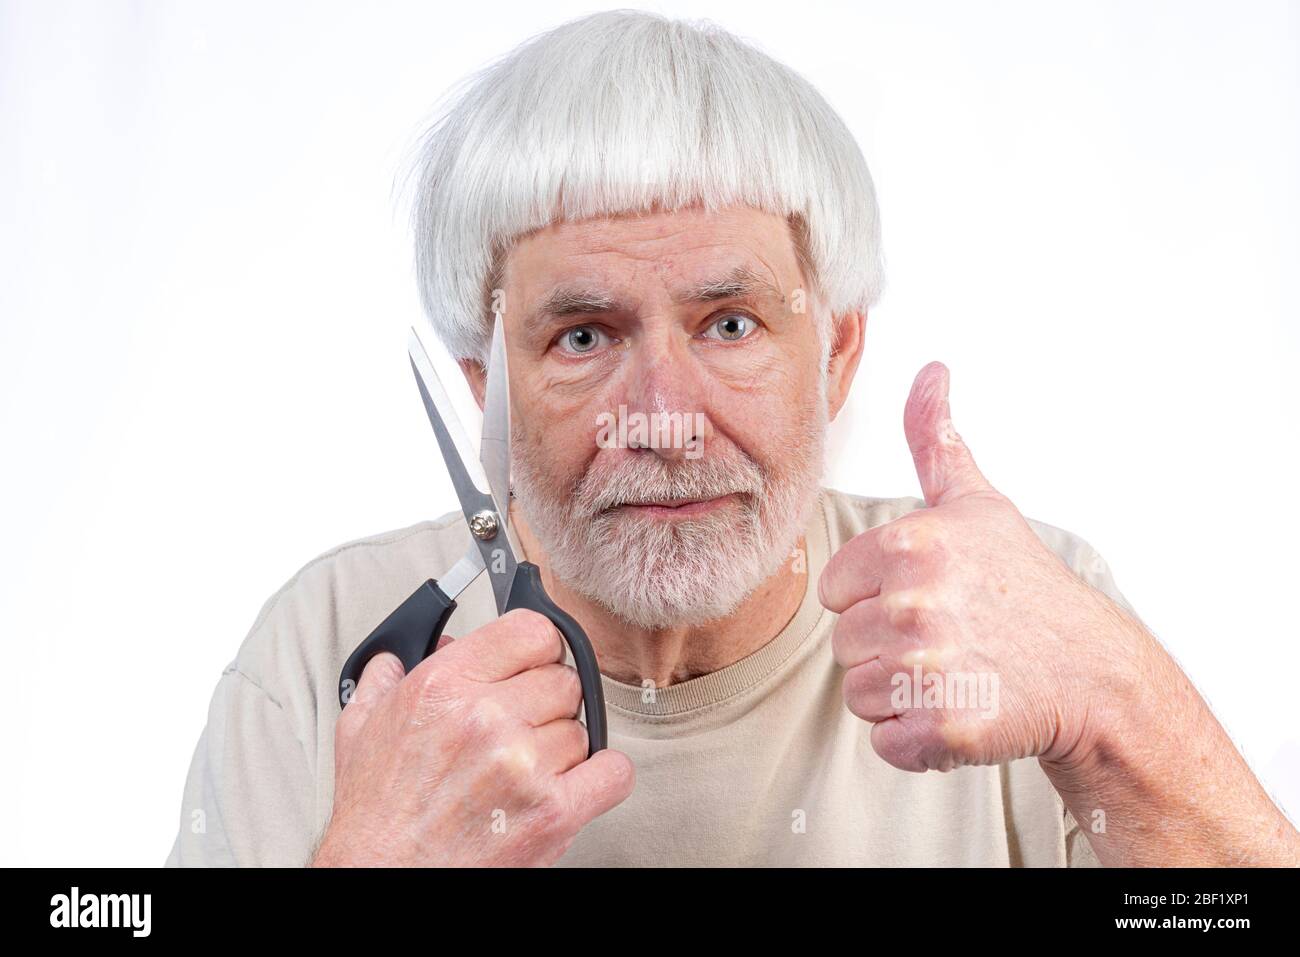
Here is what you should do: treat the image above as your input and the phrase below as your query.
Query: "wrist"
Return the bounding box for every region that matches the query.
[1040,592,1160,776]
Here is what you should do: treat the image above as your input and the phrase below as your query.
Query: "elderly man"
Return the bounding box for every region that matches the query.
[167,10,1298,867]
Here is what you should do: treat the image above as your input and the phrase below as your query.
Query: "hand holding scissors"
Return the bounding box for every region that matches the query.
[338,318,608,755]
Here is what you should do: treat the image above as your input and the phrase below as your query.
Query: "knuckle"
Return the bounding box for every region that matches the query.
[462,695,509,737]
[883,587,936,631]
[843,658,888,711]
[869,720,912,770]
[882,515,945,560]
[557,664,582,703]
[563,719,589,756]
[830,598,880,667]
[938,712,984,756]
[875,522,907,556]
[841,666,868,712]
[434,693,506,746]
[485,733,541,780]
[899,644,950,676]
[408,658,454,703]
[504,609,561,656]
[820,545,875,611]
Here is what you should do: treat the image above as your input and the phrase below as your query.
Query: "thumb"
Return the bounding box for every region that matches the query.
[336,651,407,750]
[903,361,993,507]
[347,651,406,709]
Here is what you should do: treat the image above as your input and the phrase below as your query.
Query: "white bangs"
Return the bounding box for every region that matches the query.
[404,9,884,362]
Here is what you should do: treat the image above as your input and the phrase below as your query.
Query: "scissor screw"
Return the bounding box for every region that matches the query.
[469,510,499,541]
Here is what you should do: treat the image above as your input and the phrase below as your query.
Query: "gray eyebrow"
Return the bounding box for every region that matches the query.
[674,265,786,305]
[534,288,619,319]
[531,265,785,324]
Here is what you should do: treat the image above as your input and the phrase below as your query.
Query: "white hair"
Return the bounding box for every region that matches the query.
[403,8,884,363]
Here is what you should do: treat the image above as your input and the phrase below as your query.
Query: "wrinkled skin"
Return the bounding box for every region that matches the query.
[313,611,633,867]
[820,361,1144,774]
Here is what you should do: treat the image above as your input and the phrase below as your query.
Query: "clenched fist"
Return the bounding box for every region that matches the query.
[819,362,1149,773]
[313,608,634,866]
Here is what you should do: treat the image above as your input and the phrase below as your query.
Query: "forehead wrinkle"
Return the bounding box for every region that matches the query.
[522,236,794,327]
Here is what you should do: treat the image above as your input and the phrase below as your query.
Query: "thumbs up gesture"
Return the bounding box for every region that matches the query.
[819,362,1141,773]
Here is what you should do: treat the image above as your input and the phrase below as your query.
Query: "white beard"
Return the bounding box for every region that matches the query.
[512,383,828,630]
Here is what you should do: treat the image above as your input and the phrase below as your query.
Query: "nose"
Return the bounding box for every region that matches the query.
[615,334,714,463]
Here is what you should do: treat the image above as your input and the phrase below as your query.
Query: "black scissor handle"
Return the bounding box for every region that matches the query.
[337,579,455,708]
[336,563,608,757]
[505,562,607,755]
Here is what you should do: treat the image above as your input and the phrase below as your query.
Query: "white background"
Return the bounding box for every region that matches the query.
[2,0,1297,866]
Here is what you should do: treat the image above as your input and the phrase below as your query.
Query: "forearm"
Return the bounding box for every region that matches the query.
[1040,616,1300,866]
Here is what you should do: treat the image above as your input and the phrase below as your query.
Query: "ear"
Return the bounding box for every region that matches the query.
[825,309,867,422]
[458,357,488,412]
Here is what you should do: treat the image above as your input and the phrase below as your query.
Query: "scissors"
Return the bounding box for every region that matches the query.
[336,317,608,756]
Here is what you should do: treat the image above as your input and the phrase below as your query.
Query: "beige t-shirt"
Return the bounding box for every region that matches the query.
[166,487,1131,867]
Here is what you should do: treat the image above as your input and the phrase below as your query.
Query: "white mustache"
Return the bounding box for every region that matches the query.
[577,453,765,515]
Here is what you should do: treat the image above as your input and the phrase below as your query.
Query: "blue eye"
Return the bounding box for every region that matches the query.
[704,313,754,341]
[559,325,606,354]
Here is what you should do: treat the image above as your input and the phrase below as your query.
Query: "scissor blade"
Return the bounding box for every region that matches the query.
[438,546,488,602]
[408,328,495,499]
[408,326,519,614]
[480,315,512,531]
